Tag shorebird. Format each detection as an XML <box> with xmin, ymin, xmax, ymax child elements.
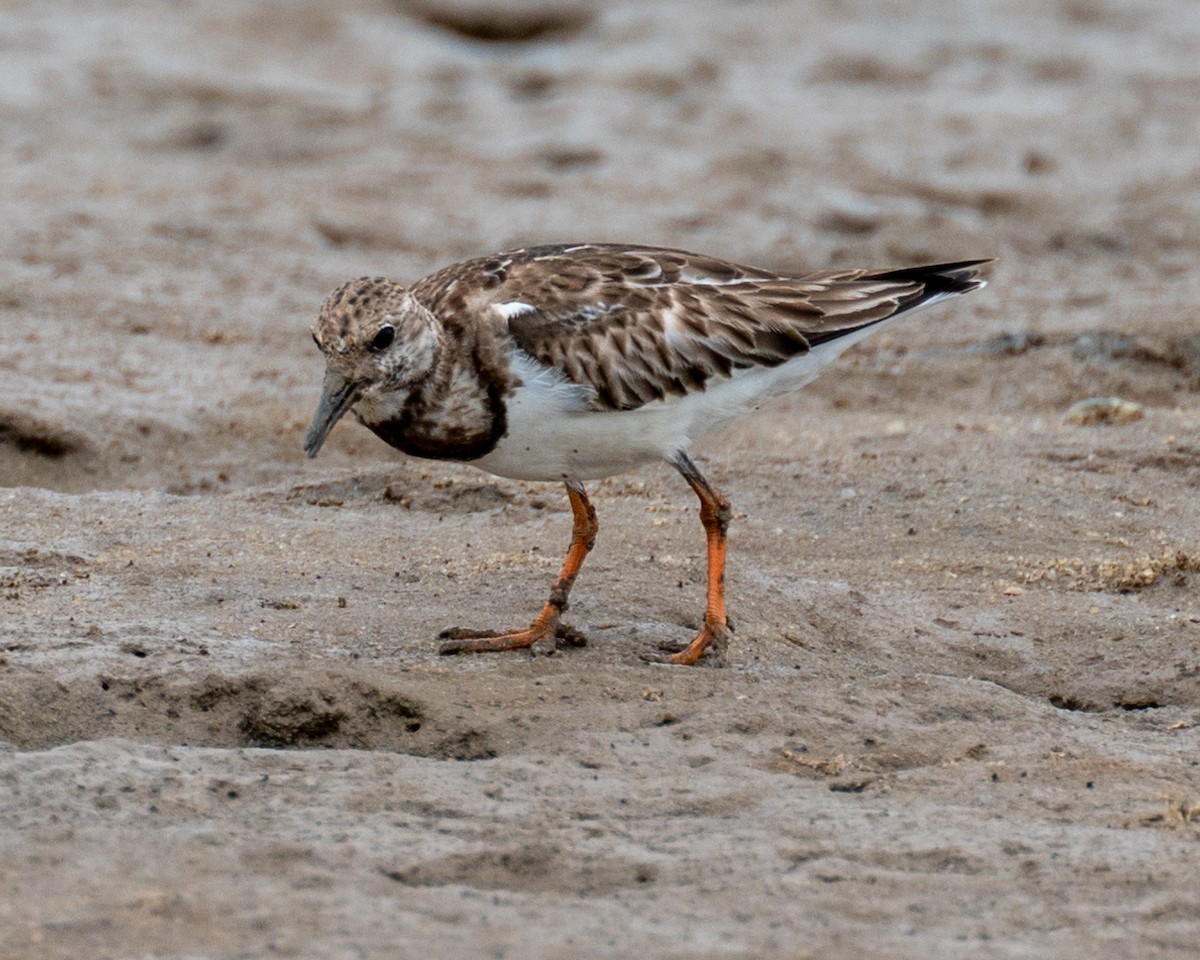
<box><xmin>304</xmin><ymin>243</ymin><xmax>989</xmax><ymax>664</ymax></box>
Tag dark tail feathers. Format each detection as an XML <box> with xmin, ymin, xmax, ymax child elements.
<box><xmin>870</xmin><ymin>259</ymin><xmax>993</xmax><ymax>296</ymax></box>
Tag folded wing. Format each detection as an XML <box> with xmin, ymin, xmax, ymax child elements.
<box><xmin>414</xmin><ymin>243</ymin><xmax>989</xmax><ymax>412</ymax></box>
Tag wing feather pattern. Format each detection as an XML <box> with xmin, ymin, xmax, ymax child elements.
<box><xmin>412</xmin><ymin>244</ymin><xmax>989</xmax><ymax>412</ymax></box>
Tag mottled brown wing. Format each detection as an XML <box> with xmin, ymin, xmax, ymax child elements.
<box><xmin>413</xmin><ymin>244</ymin><xmax>987</xmax><ymax>412</ymax></box>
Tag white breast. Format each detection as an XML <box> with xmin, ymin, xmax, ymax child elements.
<box><xmin>469</xmin><ymin>353</ymin><xmax>688</xmax><ymax>481</ymax></box>
<box><xmin>469</xmin><ymin>325</ymin><xmax>882</xmax><ymax>483</ymax></box>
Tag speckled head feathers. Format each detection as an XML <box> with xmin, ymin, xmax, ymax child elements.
<box><xmin>304</xmin><ymin>276</ymin><xmax>444</xmax><ymax>458</ymax></box>
<box><xmin>312</xmin><ymin>277</ymin><xmax>410</xmax><ymax>353</ymax></box>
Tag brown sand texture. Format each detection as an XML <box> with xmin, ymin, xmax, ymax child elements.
<box><xmin>1</xmin><ymin>1</ymin><xmax>1198</xmax><ymax>957</ymax></box>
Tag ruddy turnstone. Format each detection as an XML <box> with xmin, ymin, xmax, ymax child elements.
<box><xmin>304</xmin><ymin>243</ymin><xmax>989</xmax><ymax>665</ymax></box>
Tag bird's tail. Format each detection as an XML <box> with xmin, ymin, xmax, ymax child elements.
<box><xmin>868</xmin><ymin>259</ymin><xmax>992</xmax><ymax>312</ymax></box>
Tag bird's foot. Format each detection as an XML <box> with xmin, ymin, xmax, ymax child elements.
<box><xmin>438</xmin><ymin>620</ymin><xmax>586</xmax><ymax>656</ymax></box>
<box><xmin>641</xmin><ymin>618</ymin><xmax>732</xmax><ymax>667</ymax></box>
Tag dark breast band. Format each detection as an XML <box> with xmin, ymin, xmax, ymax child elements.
<box><xmin>362</xmin><ymin>382</ymin><xmax>508</xmax><ymax>463</ymax></box>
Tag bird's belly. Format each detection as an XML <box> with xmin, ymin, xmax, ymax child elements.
<box><xmin>471</xmin><ymin>404</ymin><xmax>685</xmax><ymax>481</ymax></box>
<box><xmin>468</xmin><ymin>334</ymin><xmax>878</xmax><ymax>482</ymax></box>
<box><xmin>467</xmin><ymin>324</ymin><xmax>899</xmax><ymax>482</ymax></box>
<box><xmin>459</xmin><ymin>354</ymin><xmax>679</xmax><ymax>481</ymax></box>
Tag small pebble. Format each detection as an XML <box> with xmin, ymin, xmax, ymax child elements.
<box><xmin>1062</xmin><ymin>397</ymin><xmax>1143</xmax><ymax>426</ymax></box>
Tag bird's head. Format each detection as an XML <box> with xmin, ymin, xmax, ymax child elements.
<box><xmin>304</xmin><ymin>277</ymin><xmax>439</xmax><ymax>458</ymax></box>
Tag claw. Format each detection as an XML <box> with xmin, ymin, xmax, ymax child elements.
<box><xmin>438</xmin><ymin>629</ymin><xmax>543</xmax><ymax>656</ymax></box>
<box><xmin>437</xmin><ymin>626</ymin><xmax>507</xmax><ymax>641</ymax></box>
<box><xmin>437</xmin><ymin>621</ymin><xmax>588</xmax><ymax>656</ymax></box>
<box><xmin>641</xmin><ymin>621</ymin><xmax>731</xmax><ymax>666</ymax></box>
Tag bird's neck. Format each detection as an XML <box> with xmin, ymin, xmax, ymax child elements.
<box><xmin>363</xmin><ymin>317</ymin><xmax>513</xmax><ymax>462</ymax></box>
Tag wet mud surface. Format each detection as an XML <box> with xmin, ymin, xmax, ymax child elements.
<box><xmin>1</xmin><ymin>1</ymin><xmax>1198</xmax><ymax>957</ymax></box>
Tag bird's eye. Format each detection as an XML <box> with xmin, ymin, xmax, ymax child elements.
<box><xmin>370</xmin><ymin>325</ymin><xmax>395</xmax><ymax>351</ymax></box>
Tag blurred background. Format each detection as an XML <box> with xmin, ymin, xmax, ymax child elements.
<box><xmin>2</xmin><ymin>0</ymin><xmax>1198</xmax><ymax>490</ymax></box>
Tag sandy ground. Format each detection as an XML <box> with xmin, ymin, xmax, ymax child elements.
<box><xmin>2</xmin><ymin>0</ymin><xmax>1199</xmax><ymax>956</ymax></box>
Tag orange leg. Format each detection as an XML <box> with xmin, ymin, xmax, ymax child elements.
<box><xmin>438</xmin><ymin>481</ymin><xmax>598</xmax><ymax>656</ymax></box>
<box><xmin>657</xmin><ymin>452</ymin><xmax>732</xmax><ymax>666</ymax></box>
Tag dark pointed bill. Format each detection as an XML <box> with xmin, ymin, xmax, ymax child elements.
<box><xmin>304</xmin><ymin>371</ymin><xmax>361</xmax><ymax>458</ymax></box>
